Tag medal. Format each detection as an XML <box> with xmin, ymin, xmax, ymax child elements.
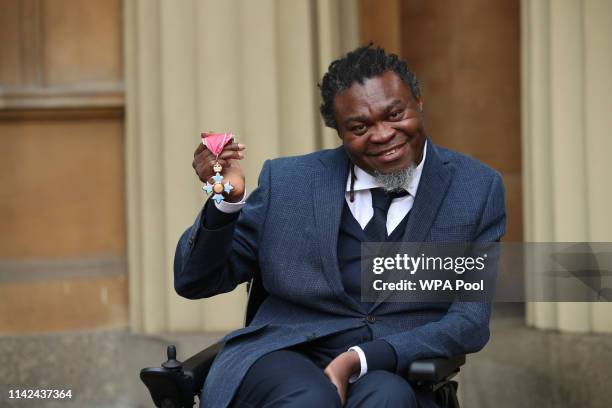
<box><xmin>201</xmin><ymin>132</ymin><xmax>235</xmax><ymax>204</ymax></box>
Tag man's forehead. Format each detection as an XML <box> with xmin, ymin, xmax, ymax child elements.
<box><xmin>333</xmin><ymin>72</ymin><xmax>411</xmax><ymax>116</ymax></box>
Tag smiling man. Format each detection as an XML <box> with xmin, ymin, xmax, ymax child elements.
<box><xmin>175</xmin><ymin>45</ymin><xmax>506</xmax><ymax>407</ymax></box>
<box><xmin>328</xmin><ymin>69</ymin><xmax>425</xmax><ymax>180</ymax></box>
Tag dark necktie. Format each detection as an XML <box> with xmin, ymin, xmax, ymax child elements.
<box><xmin>364</xmin><ymin>188</ymin><xmax>409</xmax><ymax>241</ymax></box>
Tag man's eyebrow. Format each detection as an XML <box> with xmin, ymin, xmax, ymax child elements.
<box><xmin>344</xmin><ymin>115</ymin><xmax>369</xmax><ymax>125</ymax></box>
<box><xmin>383</xmin><ymin>99</ymin><xmax>403</xmax><ymax>114</ymax></box>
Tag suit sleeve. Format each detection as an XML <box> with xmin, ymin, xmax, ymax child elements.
<box><xmin>173</xmin><ymin>160</ymin><xmax>271</xmax><ymax>299</ymax></box>
<box><xmin>369</xmin><ymin>172</ymin><xmax>506</xmax><ymax>375</ymax></box>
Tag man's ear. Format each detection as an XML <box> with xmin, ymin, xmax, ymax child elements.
<box><xmin>415</xmin><ymin>97</ymin><xmax>423</xmax><ymax>112</ymax></box>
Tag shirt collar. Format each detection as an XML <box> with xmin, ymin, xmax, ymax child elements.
<box><xmin>345</xmin><ymin>140</ymin><xmax>427</xmax><ymax>197</ymax></box>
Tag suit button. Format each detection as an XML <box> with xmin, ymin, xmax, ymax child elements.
<box><xmin>366</xmin><ymin>315</ymin><xmax>376</xmax><ymax>324</ymax></box>
<box><xmin>188</xmin><ymin>238</ymin><xmax>194</xmax><ymax>247</ymax></box>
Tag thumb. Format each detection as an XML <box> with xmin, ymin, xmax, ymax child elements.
<box><xmin>326</xmin><ymin>374</ymin><xmax>346</xmax><ymax>405</ymax></box>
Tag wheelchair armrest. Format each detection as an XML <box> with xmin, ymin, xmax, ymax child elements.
<box><xmin>140</xmin><ymin>342</ymin><xmax>223</xmax><ymax>408</ymax></box>
<box><xmin>182</xmin><ymin>342</ymin><xmax>223</xmax><ymax>393</ymax></box>
<box><xmin>407</xmin><ymin>355</ymin><xmax>466</xmax><ymax>383</ymax></box>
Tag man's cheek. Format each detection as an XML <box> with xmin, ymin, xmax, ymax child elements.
<box><xmin>399</xmin><ymin>116</ymin><xmax>422</xmax><ymax>132</ymax></box>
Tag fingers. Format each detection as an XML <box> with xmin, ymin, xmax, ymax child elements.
<box><xmin>221</xmin><ymin>142</ymin><xmax>246</xmax><ymax>151</ymax></box>
<box><xmin>195</xmin><ymin>159</ymin><xmax>230</xmax><ymax>176</ymax></box>
<box><xmin>218</xmin><ymin>150</ymin><xmax>244</xmax><ymax>161</ymax></box>
<box><xmin>193</xmin><ymin>155</ymin><xmax>230</xmax><ymax>170</ymax></box>
<box><xmin>194</xmin><ymin>142</ymin><xmax>206</xmax><ymax>156</ymax></box>
<box><xmin>194</xmin><ymin>143</ymin><xmax>245</xmax><ymax>160</ymax></box>
<box><xmin>331</xmin><ymin>380</ymin><xmax>346</xmax><ymax>405</ymax></box>
<box><xmin>324</xmin><ymin>371</ymin><xmax>346</xmax><ymax>406</ymax></box>
<box><xmin>193</xmin><ymin>146</ymin><xmax>243</xmax><ymax>169</ymax></box>
<box><xmin>197</xmin><ymin>157</ymin><xmax>233</xmax><ymax>170</ymax></box>
<box><xmin>195</xmin><ymin>141</ymin><xmax>245</xmax><ymax>155</ymax></box>
<box><xmin>192</xmin><ymin>141</ymin><xmax>246</xmax><ymax>181</ymax></box>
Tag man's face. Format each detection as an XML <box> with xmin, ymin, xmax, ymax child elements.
<box><xmin>333</xmin><ymin>70</ymin><xmax>426</xmax><ymax>174</ymax></box>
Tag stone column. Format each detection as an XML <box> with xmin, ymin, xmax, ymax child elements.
<box><xmin>123</xmin><ymin>0</ymin><xmax>358</xmax><ymax>333</ymax></box>
<box><xmin>521</xmin><ymin>0</ymin><xmax>612</xmax><ymax>333</ymax></box>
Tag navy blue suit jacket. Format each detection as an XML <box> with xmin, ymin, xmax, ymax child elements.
<box><xmin>174</xmin><ymin>142</ymin><xmax>506</xmax><ymax>407</ymax></box>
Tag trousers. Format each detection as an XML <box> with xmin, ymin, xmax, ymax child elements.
<box><xmin>229</xmin><ymin>349</ymin><xmax>425</xmax><ymax>408</ymax></box>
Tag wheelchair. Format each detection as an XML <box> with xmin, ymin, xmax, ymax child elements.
<box><xmin>140</xmin><ymin>275</ymin><xmax>465</xmax><ymax>407</ymax></box>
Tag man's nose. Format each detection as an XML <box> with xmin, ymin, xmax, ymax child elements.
<box><xmin>369</xmin><ymin>123</ymin><xmax>395</xmax><ymax>143</ymax></box>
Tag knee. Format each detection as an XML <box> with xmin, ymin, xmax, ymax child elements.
<box><xmin>360</xmin><ymin>371</ymin><xmax>417</xmax><ymax>406</ymax></box>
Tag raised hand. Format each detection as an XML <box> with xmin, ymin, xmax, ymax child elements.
<box><xmin>192</xmin><ymin>141</ymin><xmax>246</xmax><ymax>203</ymax></box>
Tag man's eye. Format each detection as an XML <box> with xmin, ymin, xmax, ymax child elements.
<box><xmin>389</xmin><ymin>111</ymin><xmax>403</xmax><ymax>120</ymax></box>
<box><xmin>352</xmin><ymin>125</ymin><xmax>366</xmax><ymax>133</ymax></box>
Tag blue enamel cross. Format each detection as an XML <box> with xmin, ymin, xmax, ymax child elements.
<box><xmin>202</xmin><ymin>172</ymin><xmax>234</xmax><ymax>204</ymax></box>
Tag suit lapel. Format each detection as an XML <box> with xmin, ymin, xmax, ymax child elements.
<box><xmin>313</xmin><ymin>147</ymin><xmax>363</xmax><ymax>313</ymax></box>
<box><xmin>370</xmin><ymin>141</ymin><xmax>452</xmax><ymax>311</ymax></box>
<box><xmin>402</xmin><ymin>142</ymin><xmax>452</xmax><ymax>243</ymax></box>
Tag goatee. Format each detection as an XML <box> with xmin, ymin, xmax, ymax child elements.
<box><xmin>373</xmin><ymin>164</ymin><xmax>416</xmax><ymax>193</ymax></box>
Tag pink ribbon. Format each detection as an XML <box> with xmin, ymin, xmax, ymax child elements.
<box><xmin>201</xmin><ymin>132</ymin><xmax>234</xmax><ymax>156</ymax></box>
